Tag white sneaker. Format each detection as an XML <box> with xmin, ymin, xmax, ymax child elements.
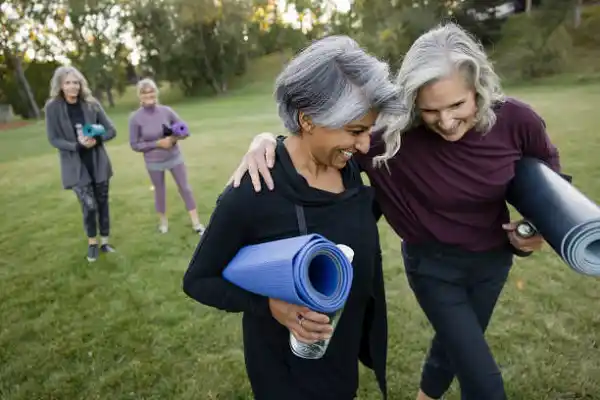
<box><xmin>158</xmin><ymin>224</ymin><xmax>168</xmax><ymax>234</ymax></box>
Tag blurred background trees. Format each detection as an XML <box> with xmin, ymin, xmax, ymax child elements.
<box><xmin>1</xmin><ymin>0</ymin><xmax>598</xmax><ymax>120</ymax></box>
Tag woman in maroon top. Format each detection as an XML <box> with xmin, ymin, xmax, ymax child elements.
<box><xmin>229</xmin><ymin>23</ymin><xmax>561</xmax><ymax>400</ymax></box>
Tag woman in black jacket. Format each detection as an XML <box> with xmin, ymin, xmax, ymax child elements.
<box><xmin>182</xmin><ymin>35</ymin><xmax>402</xmax><ymax>400</ymax></box>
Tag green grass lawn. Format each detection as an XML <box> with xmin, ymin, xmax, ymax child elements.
<box><xmin>1</xmin><ymin>81</ymin><xmax>599</xmax><ymax>400</ymax></box>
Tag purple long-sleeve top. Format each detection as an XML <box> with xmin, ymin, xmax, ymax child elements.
<box><xmin>129</xmin><ymin>104</ymin><xmax>183</xmax><ymax>164</ymax></box>
<box><xmin>357</xmin><ymin>97</ymin><xmax>561</xmax><ymax>252</ymax></box>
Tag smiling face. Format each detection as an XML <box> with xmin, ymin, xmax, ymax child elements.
<box><xmin>139</xmin><ymin>85</ymin><xmax>158</xmax><ymax>107</ymax></box>
<box><xmin>416</xmin><ymin>70</ymin><xmax>478</xmax><ymax>142</ymax></box>
<box><xmin>61</xmin><ymin>72</ymin><xmax>81</xmax><ymax>101</ymax></box>
<box><xmin>301</xmin><ymin>109</ymin><xmax>378</xmax><ymax>170</ymax></box>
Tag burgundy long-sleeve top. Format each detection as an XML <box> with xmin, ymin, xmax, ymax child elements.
<box><xmin>357</xmin><ymin>97</ymin><xmax>561</xmax><ymax>252</ymax></box>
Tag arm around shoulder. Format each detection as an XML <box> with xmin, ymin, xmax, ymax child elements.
<box><xmin>182</xmin><ymin>182</ymin><xmax>271</xmax><ymax>317</ymax></box>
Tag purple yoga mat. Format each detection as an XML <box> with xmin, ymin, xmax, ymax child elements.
<box><xmin>171</xmin><ymin>121</ymin><xmax>189</xmax><ymax>137</ymax></box>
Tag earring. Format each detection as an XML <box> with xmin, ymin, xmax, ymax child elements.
<box><xmin>301</xmin><ymin>115</ymin><xmax>313</xmax><ymax>132</ymax></box>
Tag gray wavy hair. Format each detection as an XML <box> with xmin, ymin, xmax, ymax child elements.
<box><xmin>47</xmin><ymin>66</ymin><xmax>96</xmax><ymax>104</ymax></box>
<box><xmin>373</xmin><ymin>22</ymin><xmax>506</xmax><ymax>167</ymax></box>
<box><xmin>136</xmin><ymin>78</ymin><xmax>159</xmax><ymax>98</ymax></box>
<box><xmin>275</xmin><ymin>35</ymin><xmax>403</xmax><ymax>134</ymax></box>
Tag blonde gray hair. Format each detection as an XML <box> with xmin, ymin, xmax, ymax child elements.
<box><xmin>373</xmin><ymin>22</ymin><xmax>505</xmax><ymax>167</ymax></box>
<box><xmin>47</xmin><ymin>66</ymin><xmax>95</xmax><ymax>104</ymax></box>
<box><xmin>136</xmin><ymin>78</ymin><xmax>159</xmax><ymax>98</ymax></box>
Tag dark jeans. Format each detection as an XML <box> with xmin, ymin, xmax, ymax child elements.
<box><xmin>73</xmin><ymin>180</ymin><xmax>110</xmax><ymax>238</ymax></box>
<box><xmin>402</xmin><ymin>241</ymin><xmax>513</xmax><ymax>400</ymax></box>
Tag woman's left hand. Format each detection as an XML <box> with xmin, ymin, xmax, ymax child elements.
<box><xmin>502</xmin><ymin>220</ymin><xmax>544</xmax><ymax>252</ymax></box>
<box><xmin>78</xmin><ymin>135</ymin><xmax>96</xmax><ymax>148</ymax></box>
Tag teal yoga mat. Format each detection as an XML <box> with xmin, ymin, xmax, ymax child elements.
<box><xmin>82</xmin><ymin>123</ymin><xmax>105</xmax><ymax>137</ymax></box>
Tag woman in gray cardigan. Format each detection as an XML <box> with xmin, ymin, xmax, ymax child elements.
<box><xmin>45</xmin><ymin>66</ymin><xmax>117</xmax><ymax>262</ymax></box>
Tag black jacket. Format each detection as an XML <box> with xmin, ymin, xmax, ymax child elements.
<box><xmin>183</xmin><ymin>139</ymin><xmax>388</xmax><ymax>399</ymax></box>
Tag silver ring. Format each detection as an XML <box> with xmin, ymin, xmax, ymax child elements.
<box><xmin>298</xmin><ymin>315</ymin><xmax>305</xmax><ymax>329</ymax></box>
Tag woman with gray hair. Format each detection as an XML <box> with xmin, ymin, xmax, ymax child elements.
<box><xmin>230</xmin><ymin>23</ymin><xmax>566</xmax><ymax>399</ymax></box>
<box><xmin>45</xmin><ymin>66</ymin><xmax>117</xmax><ymax>262</ymax></box>
<box><xmin>128</xmin><ymin>78</ymin><xmax>205</xmax><ymax>235</ymax></box>
<box><xmin>183</xmin><ymin>35</ymin><xmax>401</xmax><ymax>399</ymax></box>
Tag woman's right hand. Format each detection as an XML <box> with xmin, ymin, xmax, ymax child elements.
<box><xmin>230</xmin><ymin>132</ymin><xmax>278</xmax><ymax>192</ymax></box>
<box><xmin>157</xmin><ymin>137</ymin><xmax>174</xmax><ymax>149</ymax></box>
<box><xmin>268</xmin><ymin>298</ymin><xmax>333</xmax><ymax>344</ymax></box>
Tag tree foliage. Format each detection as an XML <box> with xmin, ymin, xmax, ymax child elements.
<box><xmin>0</xmin><ymin>0</ymin><xmax>593</xmax><ymax>119</ymax></box>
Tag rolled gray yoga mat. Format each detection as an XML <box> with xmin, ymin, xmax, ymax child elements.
<box><xmin>507</xmin><ymin>157</ymin><xmax>600</xmax><ymax>276</ymax></box>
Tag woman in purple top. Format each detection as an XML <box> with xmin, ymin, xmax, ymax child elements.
<box><xmin>128</xmin><ymin>78</ymin><xmax>205</xmax><ymax>235</ymax></box>
<box><xmin>229</xmin><ymin>23</ymin><xmax>562</xmax><ymax>399</ymax></box>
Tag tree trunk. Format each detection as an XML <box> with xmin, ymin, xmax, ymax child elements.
<box><xmin>102</xmin><ymin>72</ymin><xmax>115</xmax><ymax>107</ymax></box>
<box><xmin>105</xmin><ymin>87</ymin><xmax>114</xmax><ymax>107</ymax></box>
<box><xmin>272</xmin><ymin>1</ymin><xmax>287</xmax><ymax>65</ymax></box>
<box><xmin>218</xmin><ymin>37</ymin><xmax>230</xmax><ymax>94</ymax></box>
<box><xmin>525</xmin><ymin>0</ymin><xmax>532</xmax><ymax>15</ymax></box>
<box><xmin>6</xmin><ymin>51</ymin><xmax>41</xmax><ymax>119</ymax></box>
<box><xmin>198</xmin><ymin>27</ymin><xmax>223</xmax><ymax>94</ymax></box>
<box><xmin>574</xmin><ymin>0</ymin><xmax>582</xmax><ymax>28</ymax></box>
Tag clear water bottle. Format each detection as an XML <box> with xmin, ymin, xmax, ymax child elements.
<box><xmin>289</xmin><ymin>244</ymin><xmax>354</xmax><ymax>360</ymax></box>
<box><xmin>289</xmin><ymin>308</ymin><xmax>344</xmax><ymax>359</ymax></box>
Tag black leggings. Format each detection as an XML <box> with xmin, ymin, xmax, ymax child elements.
<box><xmin>402</xmin><ymin>241</ymin><xmax>513</xmax><ymax>400</ymax></box>
<box><xmin>73</xmin><ymin>180</ymin><xmax>110</xmax><ymax>238</ymax></box>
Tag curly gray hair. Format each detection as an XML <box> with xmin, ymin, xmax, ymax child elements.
<box><xmin>373</xmin><ymin>22</ymin><xmax>506</xmax><ymax>167</ymax></box>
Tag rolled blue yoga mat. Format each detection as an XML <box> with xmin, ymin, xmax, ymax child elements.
<box><xmin>507</xmin><ymin>157</ymin><xmax>600</xmax><ymax>276</ymax></box>
<box><xmin>223</xmin><ymin>234</ymin><xmax>353</xmax><ymax>313</ymax></box>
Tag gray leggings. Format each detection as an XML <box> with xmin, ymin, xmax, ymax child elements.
<box><xmin>73</xmin><ymin>181</ymin><xmax>110</xmax><ymax>238</ymax></box>
<box><xmin>147</xmin><ymin>162</ymin><xmax>196</xmax><ymax>214</ymax></box>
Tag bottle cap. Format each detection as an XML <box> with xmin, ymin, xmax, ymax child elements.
<box><xmin>335</xmin><ymin>244</ymin><xmax>354</xmax><ymax>263</ymax></box>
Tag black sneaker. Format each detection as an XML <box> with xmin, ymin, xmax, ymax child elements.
<box><xmin>87</xmin><ymin>244</ymin><xmax>99</xmax><ymax>262</ymax></box>
<box><xmin>100</xmin><ymin>244</ymin><xmax>116</xmax><ymax>253</ymax></box>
